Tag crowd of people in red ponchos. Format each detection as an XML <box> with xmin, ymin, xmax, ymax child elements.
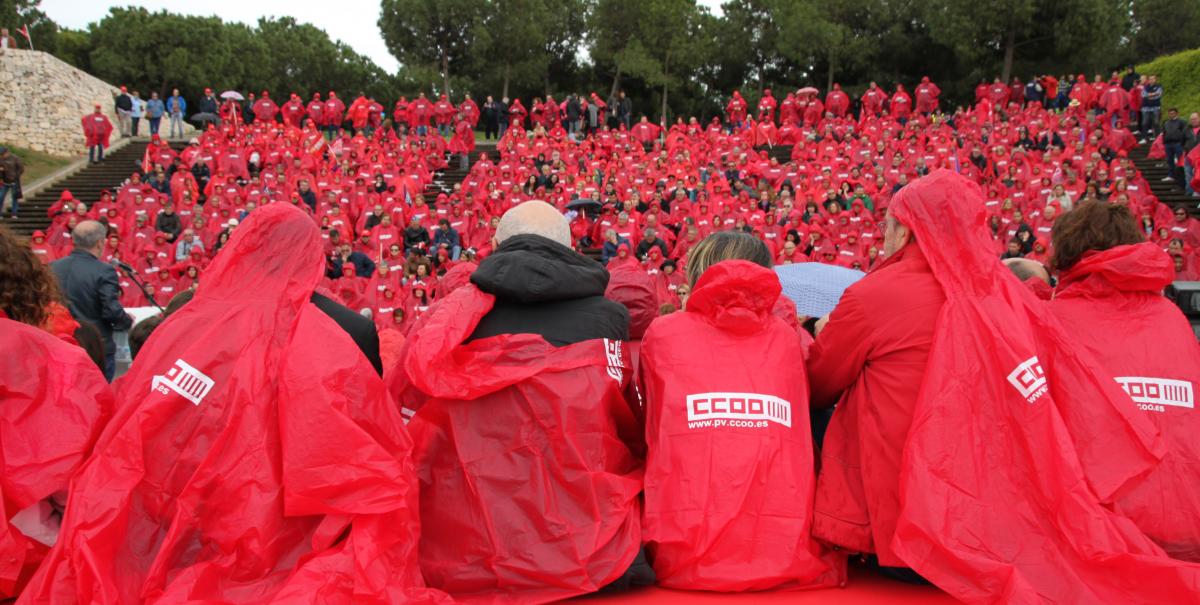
<box><xmin>49</xmin><ymin>73</ymin><xmax>1200</xmax><ymax>338</ymax></box>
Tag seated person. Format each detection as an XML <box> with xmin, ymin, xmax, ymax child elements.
<box><xmin>24</xmin><ymin>204</ymin><xmax>436</xmax><ymax>602</ymax></box>
<box><xmin>391</xmin><ymin>201</ymin><xmax>649</xmax><ymax>602</ymax></box>
<box><xmin>1049</xmin><ymin>201</ymin><xmax>1200</xmax><ymax>562</ymax></box>
<box><xmin>807</xmin><ymin>195</ymin><xmax>946</xmax><ymax>579</ymax></box>
<box><xmin>639</xmin><ymin>231</ymin><xmax>844</xmax><ymax>591</ymax></box>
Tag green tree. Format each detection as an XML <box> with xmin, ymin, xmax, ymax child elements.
<box><xmin>590</xmin><ymin>0</ymin><xmax>708</xmax><ymax>115</ymax></box>
<box><xmin>379</xmin><ymin>0</ymin><xmax>485</xmax><ymax>95</ymax></box>
<box><xmin>922</xmin><ymin>0</ymin><xmax>1128</xmax><ymax>83</ymax></box>
<box><xmin>1132</xmin><ymin>0</ymin><xmax>1200</xmax><ymax>62</ymax></box>
<box><xmin>0</xmin><ymin>0</ymin><xmax>57</xmax><ymax>51</ymax></box>
<box><xmin>52</xmin><ymin>28</ymin><xmax>89</xmax><ymax>70</ymax></box>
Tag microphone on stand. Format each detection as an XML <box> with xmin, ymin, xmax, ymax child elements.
<box><xmin>110</xmin><ymin>259</ymin><xmax>165</xmax><ymax>313</ymax></box>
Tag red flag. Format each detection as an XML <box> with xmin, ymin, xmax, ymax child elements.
<box><xmin>17</xmin><ymin>25</ymin><xmax>32</xmax><ymax>49</ymax></box>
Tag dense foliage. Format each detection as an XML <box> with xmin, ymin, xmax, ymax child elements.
<box><xmin>3</xmin><ymin>0</ymin><xmax>1198</xmax><ymax>120</ymax></box>
<box><xmin>1138</xmin><ymin>47</ymin><xmax>1200</xmax><ymax>117</ymax></box>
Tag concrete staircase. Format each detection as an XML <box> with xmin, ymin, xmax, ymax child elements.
<box><xmin>10</xmin><ymin>141</ymin><xmax>155</xmax><ymax>235</ymax></box>
<box><xmin>1128</xmin><ymin>143</ymin><xmax>1198</xmax><ymax>216</ymax></box>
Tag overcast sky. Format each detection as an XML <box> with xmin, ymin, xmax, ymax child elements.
<box><xmin>42</xmin><ymin>0</ymin><xmax>725</xmax><ymax>74</ymax></box>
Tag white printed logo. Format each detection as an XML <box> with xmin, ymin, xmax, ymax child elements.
<box><xmin>151</xmin><ymin>359</ymin><xmax>214</xmax><ymax>406</ymax></box>
<box><xmin>399</xmin><ymin>407</ymin><xmax>417</xmax><ymax>424</ymax></box>
<box><xmin>686</xmin><ymin>392</ymin><xmax>791</xmax><ymax>429</ymax></box>
<box><xmin>604</xmin><ymin>339</ymin><xmax>624</xmax><ymax>382</ymax></box>
<box><xmin>1007</xmin><ymin>356</ymin><xmax>1047</xmax><ymax>403</ymax></box>
<box><xmin>1116</xmin><ymin>376</ymin><xmax>1194</xmax><ymax>413</ymax></box>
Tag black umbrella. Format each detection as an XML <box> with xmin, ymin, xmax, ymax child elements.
<box><xmin>566</xmin><ymin>198</ymin><xmax>602</xmax><ymax>210</ymax></box>
<box><xmin>190</xmin><ymin>112</ymin><xmax>220</xmax><ymax>127</ymax></box>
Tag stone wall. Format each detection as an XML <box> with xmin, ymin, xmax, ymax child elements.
<box><xmin>0</xmin><ymin>49</ymin><xmax>187</xmax><ymax>157</ymax></box>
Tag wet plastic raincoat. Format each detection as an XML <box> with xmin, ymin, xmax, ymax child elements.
<box><xmin>0</xmin><ymin>318</ymin><xmax>112</xmax><ymax>599</ymax></box>
<box><xmin>391</xmin><ymin>282</ymin><xmax>644</xmax><ymax>604</ymax></box>
<box><xmin>21</xmin><ymin>203</ymin><xmax>441</xmax><ymax>604</ymax></box>
<box><xmin>884</xmin><ymin>170</ymin><xmax>1200</xmax><ymax>604</ymax></box>
<box><xmin>639</xmin><ymin>261</ymin><xmax>844</xmax><ymax>591</ymax></box>
<box><xmin>1051</xmin><ymin>242</ymin><xmax>1200</xmax><ymax>562</ymax></box>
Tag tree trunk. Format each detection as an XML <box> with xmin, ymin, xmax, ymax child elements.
<box><xmin>757</xmin><ymin>61</ymin><xmax>765</xmax><ymax>99</ymax></box>
<box><xmin>1002</xmin><ymin>27</ymin><xmax>1015</xmax><ymax>84</ymax></box>
<box><xmin>441</xmin><ymin>50</ymin><xmax>451</xmax><ymax>96</ymax></box>
<box><xmin>502</xmin><ymin>64</ymin><xmax>511</xmax><ymax>100</ymax></box>
<box><xmin>610</xmin><ymin>64</ymin><xmax>622</xmax><ymax>98</ymax></box>
<box><xmin>661</xmin><ymin>51</ymin><xmax>671</xmax><ymax>123</ymax></box>
<box><xmin>826</xmin><ymin>50</ymin><xmax>835</xmax><ymax>92</ymax></box>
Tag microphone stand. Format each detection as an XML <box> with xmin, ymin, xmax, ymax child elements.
<box><xmin>114</xmin><ymin>263</ymin><xmax>166</xmax><ymax>314</ymax></box>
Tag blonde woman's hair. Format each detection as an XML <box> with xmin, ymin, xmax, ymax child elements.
<box><xmin>685</xmin><ymin>231</ymin><xmax>772</xmax><ymax>286</ymax></box>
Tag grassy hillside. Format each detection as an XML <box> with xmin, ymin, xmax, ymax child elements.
<box><xmin>1138</xmin><ymin>48</ymin><xmax>1200</xmax><ymax>118</ymax></box>
<box><xmin>0</xmin><ymin>143</ymin><xmax>73</xmax><ymax>186</ymax></box>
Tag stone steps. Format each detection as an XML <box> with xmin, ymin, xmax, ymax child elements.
<box><xmin>1128</xmin><ymin>144</ymin><xmax>1198</xmax><ymax>215</ymax></box>
<box><xmin>9</xmin><ymin>141</ymin><xmax>157</xmax><ymax>235</ymax></box>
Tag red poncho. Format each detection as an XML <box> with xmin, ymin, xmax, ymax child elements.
<box><xmin>1051</xmin><ymin>242</ymin><xmax>1200</xmax><ymax>562</ymax></box>
<box><xmin>82</xmin><ymin>112</ymin><xmax>114</xmax><ymax>148</ymax></box>
<box><xmin>22</xmin><ymin>203</ymin><xmax>443</xmax><ymax>604</ymax></box>
<box><xmin>0</xmin><ymin>317</ymin><xmax>112</xmax><ymax>599</ymax></box>
<box><xmin>885</xmin><ymin>170</ymin><xmax>1200</xmax><ymax>603</ymax></box>
<box><xmin>392</xmin><ymin>284</ymin><xmax>644</xmax><ymax>604</ymax></box>
<box><xmin>639</xmin><ymin>261</ymin><xmax>844</xmax><ymax>591</ymax></box>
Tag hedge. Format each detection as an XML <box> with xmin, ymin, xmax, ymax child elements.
<box><xmin>1138</xmin><ymin>48</ymin><xmax>1200</xmax><ymax>118</ymax></box>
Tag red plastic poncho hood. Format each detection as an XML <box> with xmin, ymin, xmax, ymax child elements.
<box><xmin>605</xmin><ymin>264</ymin><xmax>657</xmax><ymax>339</ymax></box>
<box><xmin>1057</xmin><ymin>242</ymin><xmax>1174</xmax><ymax>295</ymax></box>
<box><xmin>638</xmin><ymin>261</ymin><xmax>844</xmax><ymax>590</ymax></box>
<box><xmin>23</xmin><ymin>203</ymin><xmax>443</xmax><ymax>604</ymax></box>
<box><xmin>886</xmin><ymin>170</ymin><xmax>1199</xmax><ymax>604</ymax></box>
<box><xmin>686</xmin><ymin>260</ymin><xmax>779</xmax><ymax>333</ymax></box>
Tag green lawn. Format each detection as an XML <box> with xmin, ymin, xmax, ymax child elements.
<box><xmin>1</xmin><ymin>143</ymin><xmax>74</xmax><ymax>185</ymax></box>
<box><xmin>1138</xmin><ymin>48</ymin><xmax>1200</xmax><ymax>118</ymax></box>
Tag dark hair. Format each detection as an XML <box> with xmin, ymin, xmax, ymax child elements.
<box><xmin>165</xmin><ymin>289</ymin><xmax>195</xmax><ymax>316</ymax></box>
<box><xmin>128</xmin><ymin>315</ymin><xmax>163</xmax><ymax>359</ymax></box>
<box><xmin>1051</xmin><ymin>200</ymin><xmax>1144</xmax><ymax>271</ymax></box>
<box><xmin>0</xmin><ymin>224</ymin><xmax>61</xmax><ymax>326</ymax></box>
<box><xmin>73</xmin><ymin>321</ymin><xmax>106</xmax><ymax>372</ymax></box>
<box><xmin>685</xmin><ymin>231</ymin><xmax>772</xmax><ymax>286</ymax></box>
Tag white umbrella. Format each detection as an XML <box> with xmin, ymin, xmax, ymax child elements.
<box><xmin>774</xmin><ymin>262</ymin><xmax>864</xmax><ymax>318</ymax></box>
<box><xmin>219</xmin><ymin>90</ymin><xmax>244</xmax><ymax>101</ymax></box>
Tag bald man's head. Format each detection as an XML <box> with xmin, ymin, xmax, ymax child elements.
<box><xmin>72</xmin><ymin>220</ymin><xmax>108</xmax><ymax>254</ymax></box>
<box><xmin>496</xmin><ymin>200</ymin><xmax>571</xmax><ymax>248</ymax></box>
<box><xmin>1003</xmin><ymin>257</ymin><xmax>1050</xmax><ymax>285</ymax></box>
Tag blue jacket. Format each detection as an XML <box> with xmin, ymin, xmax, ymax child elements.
<box><xmin>600</xmin><ymin>237</ymin><xmax>630</xmax><ymax>265</ymax></box>
<box><xmin>146</xmin><ymin>99</ymin><xmax>165</xmax><ymax>118</ymax></box>
<box><xmin>167</xmin><ymin>95</ymin><xmax>187</xmax><ymax>115</ymax></box>
<box><xmin>433</xmin><ymin>226</ymin><xmax>460</xmax><ymax>250</ymax></box>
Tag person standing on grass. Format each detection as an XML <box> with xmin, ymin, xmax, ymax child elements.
<box><xmin>0</xmin><ymin>146</ymin><xmax>24</xmax><ymax>220</ymax></box>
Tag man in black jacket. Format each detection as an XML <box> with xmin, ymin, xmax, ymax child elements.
<box><xmin>51</xmin><ymin>220</ymin><xmax>132</xmax><ymax>380</ymax></box>
<box><xmin>464</xmin><ymin>201</ymin><xmax>652</xmax><ymax>589</ymax></box>
<box><xmin>497</xmin><ymin>97</ymin><xmax>510</xmax><ymax>139</ymax></box>
<box><xmin>634</xmin><ymin>227</ymin><xmax>669</xmax><ymax>261</ymax></box>
<box><xmin>403</xmin><ymin>216</ymin><xmax>431</xmax><ymax>254</ymax></box>
<box><xmin>468</xmin><ymin>201</ymin><xmax>628</xmax><ymax>347</ymax></box>
<box><xmin>115</xmin><ymin>86</ymin><xmax>133</xmax><ymax>136</ymax></box>
<box><xmin>482</xmin><ymin>95</ymin><xmax>499</xmax><ymax>139</ymax></box>
<box><xmin>1162</xmin><ymin>107</ymin><xmax>1188</xmax><ymax>186</ymax></box>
